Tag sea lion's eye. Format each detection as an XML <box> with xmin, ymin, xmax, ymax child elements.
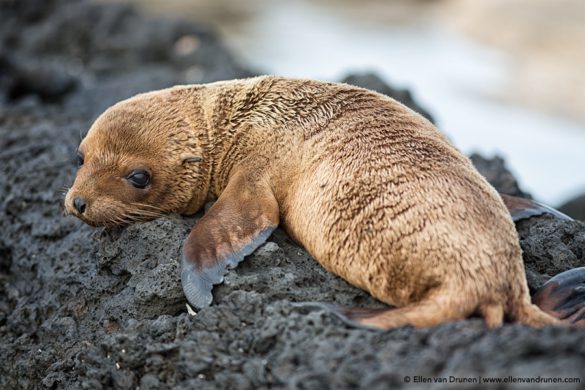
<box><xmin>76</xmin><ymin>153</ymin><xmax>84</xmax><ymax>168</ymax></box>
<box><xmin>127</xmin><ymin>170</ymin><xmax>151</xmax><ymax>189</ymax></box>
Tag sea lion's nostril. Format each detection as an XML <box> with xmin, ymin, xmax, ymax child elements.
<box><xmin>73</xmin><ymin>197</ymin><xmax>86</xmax><ymax>214</ymax></box>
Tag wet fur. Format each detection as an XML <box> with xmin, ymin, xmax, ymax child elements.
<box><xmin>66</xmin><ymin>76</ymin><xmax>558</xmax><ymax>329</ymax></box>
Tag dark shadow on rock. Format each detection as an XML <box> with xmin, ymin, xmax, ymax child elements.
<box><xmin>0</xmin><ymin>52</ymin><xmax>78</xmax><ymax>102</ymax></box>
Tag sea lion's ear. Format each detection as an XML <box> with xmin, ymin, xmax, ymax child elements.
<box><xmin>532</xmin><ymin>267</ymin><xmax>585</xmax><ymax>327</ymax></box>
<box><xmin>499</xmin><ymin>193</ymin><xmax>572</xmax><ymax>222</ymax></box>
<box><xmin>180</xmin><ymin>170</ymin><xmax>279</xmax><ymax>309</ymax></box>
<box><xmin>181</xmin><ymin>154</ymin><xmax>202</xmax><ymax>165</ymax></box>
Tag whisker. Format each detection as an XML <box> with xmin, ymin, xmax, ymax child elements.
<box><xmin>129</xmin><ymin>210</ymin><xmax>162</xmax><ymax>218</ymax></box>
<box><xmin>111</xmin><ymin>215</ymin><xmax>131</xmax><ymax>226</ymax></box>
<box><xmin>104</xmin><ymin>205</ymin><xmax>165</xmax><ymax>227</ymax></box>
<box><xmin>130</xmin><ymin>202</ymin><xmax>166</xmax><ymax>212</ymax></box>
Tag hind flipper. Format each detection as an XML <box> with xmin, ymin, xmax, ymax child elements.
<box><xmin>532</xmin><ymin>267</ymin><xmax>585</xmax><ymax>327</ymax></box>
<box><xmin>500</xmin><ymin>193</ymin><xmax>572</xmax><ymax>222</ymax></box>
<box><xmin>296</xmin><ymin>291</ymin><xmax>474</xmax><ymax>330</ymax></box>
<box><xmin>354</xmin><ymin>298</ymin><xmax>471</xmax><ymax>329</ymax></box>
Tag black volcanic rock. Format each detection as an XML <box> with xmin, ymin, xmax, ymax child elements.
<box><xmin>1</xmin><ymin>2</ymin><xmax>584</xmax><ymax>389</ymax></box>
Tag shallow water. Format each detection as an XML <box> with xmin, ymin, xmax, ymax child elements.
<box><xmin>119</xmin><ymin>0</ymin><xmax>585</xmax><ymax>205</ymax></box>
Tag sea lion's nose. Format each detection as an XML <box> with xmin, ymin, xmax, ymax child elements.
<box><xmin>73</xmin><ymin>197</ymin><xmax>86</xmax><ymax>214</ymax></box>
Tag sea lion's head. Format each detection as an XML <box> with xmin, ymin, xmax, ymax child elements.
<box><xmin>65</xmin><ymin>88</ymin><xmax>208</xmax><ymax>227</ymax></box>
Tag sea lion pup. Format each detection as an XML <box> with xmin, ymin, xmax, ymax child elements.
<box><xmin>64</xmin><ymin>76</ymin><xmax>583</xmax><ymax>329</ymax></box>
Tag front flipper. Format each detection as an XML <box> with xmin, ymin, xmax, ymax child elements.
<box><xmin>181</xmin><ymin>171</ymin><xmax>279</xmax><ymax>309</ymax></box>
<box><xmin>500</xmin><ymin>193</ymin><xmax>573</xmax><ymax>222</ymax></box>
<box><xmin>532</xmin><ymin>267</ymin><xmax>585</xmax><ymax>326</ymax></box>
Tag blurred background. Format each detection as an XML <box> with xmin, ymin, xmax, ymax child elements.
<box><xmin>99</xmin><ymin>0</ymin><xmax>585</xmax><ymax>207</ymax></box>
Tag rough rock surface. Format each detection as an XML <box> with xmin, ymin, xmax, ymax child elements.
<box><xmin>1</xmin><ymin>1</ymin><xmax>584</xmax><ymax>389</ymax></box>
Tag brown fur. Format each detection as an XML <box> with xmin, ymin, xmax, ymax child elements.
<box><xmin>65</xmin><ymin>76</ymin><xmax>558</xmax><ymax>329</ymax></box>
